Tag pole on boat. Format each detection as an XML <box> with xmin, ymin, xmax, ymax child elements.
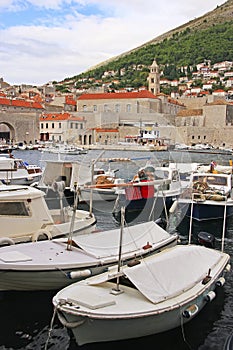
<box><xmin>89</xmin><ymin>160</ymin><xmax>94</xmax><ymax>216</ymax></box>
<box><xmin>67</xmin><ymin>182</ymin><xmax>79</xmax><ymax>250</ymax></box>
<box><xmin>111</xmin><ymin>206</ymin><xmax>125</xmax><ymax>295</ymax></box>
<box><xmin>188</xmin><ymin>193</ymin><xmax>194</xmax><ymax>244</ymax></box>
<box><xmin>221</xmin><ymin>196</ymin><xmax>227</xmax><ymax>252</ymax></box>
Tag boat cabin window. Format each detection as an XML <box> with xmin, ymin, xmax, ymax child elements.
<box><xmin>193</xmin><ymin>175</ymin><xmax>227</xmax><ymax>186</ymax></box>
<box><xmin>0</xmin><ymin>202</ymin><xmax>30</xmax><ymax>216</ymax></box>
<box><xmin>154</xmin><ymin>170</ymin><xmax>169</xmax><ymax>179</ymax></box>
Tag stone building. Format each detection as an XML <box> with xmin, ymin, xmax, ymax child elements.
<box><xmin>175</xmin><ymin>100</ymin><xmax>233</xmax><ymax>148</ymax></box>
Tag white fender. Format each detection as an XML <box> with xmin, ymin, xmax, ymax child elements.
<box><xmin>32</xmin><ymin>229</ymin><xmax>52</xmax><ymax>242</ymax></box>
<box><xmin>0</xmin><ymin>237</ymin><xmax>15</xmax><ymax>246</ymax></box>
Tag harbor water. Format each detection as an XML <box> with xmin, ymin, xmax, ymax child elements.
<box><xmin>0</xmin><ymin>148</ymin><xmax>232</xmax><ymax>350</ymax></box>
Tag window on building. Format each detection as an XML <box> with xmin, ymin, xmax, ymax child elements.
<box><xmin>41</xmin><ymin>123</ymin><xmax>44</xmax><ymax>129</ymax></box>
<box><xmin>198</xmin><ymin>135</ymin><xmax>200</xmax><ymax>139</ymax></box>
<box><xmin>126</xmin><ymin>104</ymin><xmax>131</xmax><ymax>112</ymax></box>
<box><xmin>59</xmin><ymin>135</ymin><xmax>62</xmax><ymax>141</ymax></box>
<box><xmin>70</xmin><ymin>123</ymin><xmax>73</xmax><ymax>129</ymax></box>
<box><xmin>83</xmin><ymin>105</ymin><xmax>87</xmax><ymax>112</ymax></box>
<box><xmin>151</xmin><ymin>78</ymin><xmax>154</xmax><ymax>83</ymax></box>
<box><xmin>46</xmin><ymin>123</ymin><xmax>48</xmax><ymax>128</ymax></box>
<box><xmin>115</xmin><ymin>104</ymin><xmax>120</xmax><ymax>113</ymax></box>
<box><xmin>93</xmin><ymin>105</ymin><xmax>97</xmax><ymax>112</ymax></box>
<box><xmin>52</xmin><ymin>123</ymin><xmax>54</xmax><ymax>129</ymax></box>
<box><xmin>80</xmin><ymin>124</ymin><xmax>83</xmax><ymax>129</ymax></box>
<box><xmin>75</xmin><ymin>124</ymin><xmax>79</xmax><ymax>129</ymax></box>
<box><xmin>192</xmin><ymin>135</ymin><xmax>194</xmax><ymax>139</ymax></box>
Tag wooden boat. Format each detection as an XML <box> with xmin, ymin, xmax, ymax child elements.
<box><xmin>0</xmin><ymin>184</ymin><xmax>96</xmax><ymax>245</ymax></box>
<box><xmin>52</xmin><ymin>243</ymin><xmax>230</xmax><ymax>346</ymax></box>
<box><xmin>0</xmin><ymin>220</ymin><xmax>178</xmax><ymax>291</ymax></box>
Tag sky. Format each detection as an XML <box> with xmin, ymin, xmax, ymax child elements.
<box><xmin>0</xmin><ymin>0</ymin><xmax>227</xmax><ymax>86</ymax></box>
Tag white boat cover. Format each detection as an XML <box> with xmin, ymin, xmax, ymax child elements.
<box><xmin>123</xmin><ymin>245</ymin><xmax>225</xmax><ymax>303</ymax></box>
<box><xmin>72</xmin><ymin>221</ymin><xmax>173</xmax><ymax>259</ymax></box>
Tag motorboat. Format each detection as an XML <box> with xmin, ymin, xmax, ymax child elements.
<box><xmin>40</xmin><ymin>143</ymin><xmax>87</xmax><ymax>155</ymax></box>
<box><xmin>78</xmin><ymin>158</ymin><xmax>129</xmax><ymax>208</ymax></box>
<box><xmin>0</xmin><ymin>184</ymin><xmax>96</xmax><ymax>245</ymax></box>
<box><xmin>177</xmin><ymin>164</ymin><xmax>233</xmax><ymax>221</ymax></box>
<box><xmin>0</xmin><ymin>219</ymin><xmax>178</xmax><ymax>291</ymax></box>
<box><xmin>0</xmin><ymin>154</ymin><xmax>42</xmax><ymax>185</ymax></box>
<box><xmin>36</xmin><ymin>159</ymin><xmax>94</xmax><ymax>209</ymax></box>
<box><xmin>52</xmin><ymin>243</ymin><xmax>230</xmax><ymax>346</ymax></box>
<box><xmin>112</xmin><ymin>162</ymin><xmax>183</xmax><ymax>224</ymax></box>
<box><xmin>37</xmin><ymin>157</ymin><xmax>126</xmax><ymax>210</ymax></box>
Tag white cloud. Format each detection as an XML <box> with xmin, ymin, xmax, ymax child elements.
<box><xmin>0</xmin><ymin>0</ymin><xmax>227</xmax><ymax>85</ymax></box>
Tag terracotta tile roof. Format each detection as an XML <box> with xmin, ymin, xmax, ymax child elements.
<box><xmin>0</xmin><ymin>97</ymin><xmax>43</xmax><ymax>109</ymax></box>
<box><xmin>177</xmin><ymin>109</ymin><xmax>203</xmax><ymax>117</ymax></box>
<box><xmin>65</xmin><ymin>95</ymin><xmax>76</xmax><ymax>105</ymax></box>
<box><xmin>95</xmin><ymin>128</ymin><xmax>119</xmax><ymax>132</ymax></box>
<box><xmin>40</xmin><ymin>113</ymin><xmax>84</xmax><ymax>121</ymax></box>
<box><xmin>78</xmin><ymin>90</ymin><xmax>158</xmax><ymax>100</ymax></box>
<box><xmin>206</xmin><ymin>99</ymin><xmax>228</xmax><ymax>105</ymax></box>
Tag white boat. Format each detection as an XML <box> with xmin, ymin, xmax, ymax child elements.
<box><xmin>0</xmin><ymin>220</ymin><xmax>178</xmax><ymax>291</ymax></box>
<box><xmin>0</xmin><ymin>184</ymin><xmax>96</xmax><ymax>245</ymax></box>
<box><xmin>37</xmin><ymin>158</ymin><xmax>125</xmax><ymax>210</ymax></box>
<box><xmin>177</xmin><ymin>164</ymin><xmax>233</xmax><ymax>221</ymax></box>
<box><xmin>41</xmin><ymin>144</ymin><xmax>87</xmax><ymax>155</ymax></box>
<box><xmin>112</xmin><ymin>162</ymin><xmax>183</xmax><ymax>224</ymax></box>
<box><xmin>78</xmin><ymin>158</ymin><xmax>128</xmax><ymax>206</ymax></box>
<box><xmin>52</xmin><ymin>243</ymin><xmax>230</xmax><ymax>346</ymax></box>
<box><xmin>0</xmin><ymin>155</ymin><xmax>43</xmax><ymax>185</ymax></box>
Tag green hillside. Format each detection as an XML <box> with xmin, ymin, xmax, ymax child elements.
<box><xmin>57</xmin><ymin>0</ymin><xmax>233</xmax><ymax>91</ymax></box>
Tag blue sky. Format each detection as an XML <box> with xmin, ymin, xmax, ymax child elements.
<box><xmin>0</xmin><ymin>0</ymin><xmax>227</xmax><ymax>85</ymax></box>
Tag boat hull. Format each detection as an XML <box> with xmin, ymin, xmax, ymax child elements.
<box><xmin>56</xmin><ymin>279</ymin><xmax>224</xmax><ymax>346</ymax></box>
<box><xmin>0</xmin><ymin>235</ymin><xmax>177</xmax><ymax>291</ymax></box>
<box><xmin>178</xmin><ymin>199</ymin><xmax>233</xmax><ymax>221</ymax></box>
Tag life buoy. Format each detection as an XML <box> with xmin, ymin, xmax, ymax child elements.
<box><xmin>32</xmin><ymin>229</ymin><xmax>52</xmax><ymax>242</ymax></box>
<box><xmin>0</xmin><ymin>237</ymin><xmax>15</xmax><ymax>246</ymax></box>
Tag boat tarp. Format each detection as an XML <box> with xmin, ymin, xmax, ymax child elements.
<box><xmin>72</xmin><ymin>221</ymin><xmax>173</xmax><ymax>259</ymax></box>
<box><xmin>123</xmin><ymin>245</ymin><xmax>225</xmax><ymax>304</ymax></box>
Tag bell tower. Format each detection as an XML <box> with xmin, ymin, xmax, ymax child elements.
<box><xmin>148</xmin><ymin>59</ymin><xmax>160</xmax><ymax>95</ymax></box>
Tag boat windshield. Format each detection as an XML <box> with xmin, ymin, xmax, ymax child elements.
<box><xmin>193</xmin><ymin>175</ymin><xmax>227</xmax><ymax>186</ymax></box>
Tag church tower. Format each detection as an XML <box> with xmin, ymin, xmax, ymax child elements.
<box><xmin>148</xmin><ymin>59</ymin><xmax>160</xmax><ymax>95</ymax></box>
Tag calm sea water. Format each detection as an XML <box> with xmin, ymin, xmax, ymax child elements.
<box><xmin>0</xmin><ymin>148</ymin><xmax>232</xmax><ymax>350</ymax></box>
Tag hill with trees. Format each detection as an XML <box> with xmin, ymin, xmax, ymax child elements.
<box><xmin>55</xmin><ymin>0</ymin><xmax>233</xmax><ymax>93</ymax></box>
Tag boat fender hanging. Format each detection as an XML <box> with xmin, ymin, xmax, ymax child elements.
<box><xmin>205</xmin><ymin>291</ymin><xmax>216</xmax><ymax>302</ymax></box>
<box><xmin>182</xmin><ymin>304</ymin><xmax>199</xmax><ymax>318</ymax></box>
<box><xmin>169</xmin><ymin>200</ymin><xmax>178</xmax><ymax>213</ymax></box>
<box><xmin>216</xmin><ymin>277</ymin><xmax>225</xmax><ymax>287</ymax></box>
<box><xmin>66</xmin><ymin>269</ymin><xmax>92</xmax><ymax>279</ymax></box>
<box><xmin>0</xmin><ymin>237</ymin><xmax>15</xmax><ymax>246</ymax></box>
<box><xmin>32</xmin><ymin>229</ymin><xmax>52</xmax><ymax>242</ymax></box>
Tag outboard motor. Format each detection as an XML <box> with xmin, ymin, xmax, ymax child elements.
<box><xmin>197</xmin><ymin>231</ymin><xmax>215</xmax><ymax>248</ymax></box>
